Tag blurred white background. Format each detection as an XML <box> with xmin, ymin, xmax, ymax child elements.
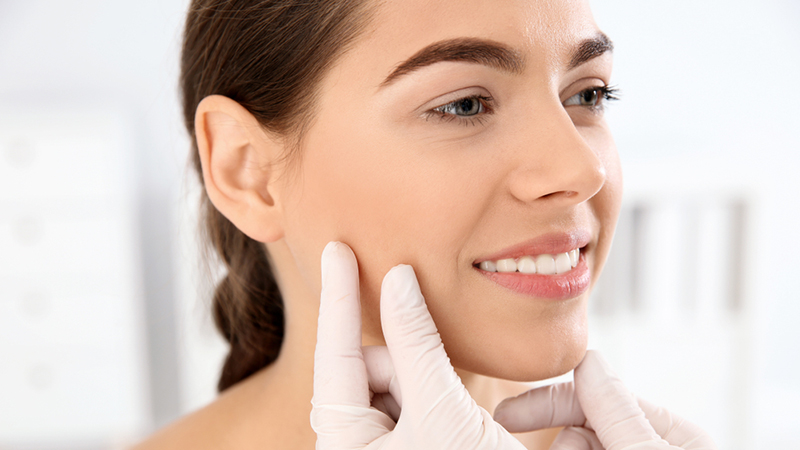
<box><xmin>0</xmin><ymin>1</ymin><xmax>798</xmax><ymax>449</ymax></box>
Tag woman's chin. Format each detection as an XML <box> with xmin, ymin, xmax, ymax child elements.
<box><xmin>450</xmin><ymin>338</ymin><xmax>588</xmax><ymax>383</ymax></box>
<box><xmin>499</xmin><ymin>352</ymin><xmax>584</xmax><ymax>382</ymax></box>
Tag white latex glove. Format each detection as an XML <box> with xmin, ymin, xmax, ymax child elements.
<box><xmin>311</xmin><ymin>241</ymin><xmax>527</xmax><ymax>450</ymax></box>
<box><xmin>493</xmin><ymin>350</ymin><xmax>718</xmax><ymax>450</ymax></box>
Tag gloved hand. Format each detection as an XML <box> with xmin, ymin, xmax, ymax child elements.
<box><xmin>493</xmin><ymin>350</ymin><xmax>718</xmax><ymax>450</ymax></box>
<box><xmin>311</xmin><ymin>241</ymin><xmax>527</xmax><ymax>450</ymax></box>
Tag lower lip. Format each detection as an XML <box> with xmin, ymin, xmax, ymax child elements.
<box><xmin>474</xmin><ymin>255</ymin><xmax>590</xmax><ymax>300</ymax></box>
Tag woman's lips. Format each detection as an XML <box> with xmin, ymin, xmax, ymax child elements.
<box><xmin>473</xmin><ymin>230</ymin><xmax>591</xmax><ymax>264</ymax></box>
<box><xmin>474</xmin><ymin>252</ymin><xmax>591</xmax><ymax>300</ymax></box>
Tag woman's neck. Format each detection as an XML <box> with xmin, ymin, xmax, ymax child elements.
<box><xmin>270</xmin><ymin>302</ymin><xmax>559</xmax><ymax>449</ymax></box>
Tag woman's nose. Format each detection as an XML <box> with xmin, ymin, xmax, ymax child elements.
<box><xmin>506</xmin><ymin>110</ymin><xmax>606</xmax><ymax>208</ymax></box>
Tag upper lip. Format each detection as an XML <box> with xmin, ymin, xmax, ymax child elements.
<box><xmin>473</xmin><ymin>229</ymin><xmax>592</xmax><ymax>264</ymax></box>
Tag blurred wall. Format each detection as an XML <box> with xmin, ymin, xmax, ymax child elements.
<box><xmin>0</xmin><ymin>0</ymin><xmax>192</xmax><ymax>446</ymax></box>
<box><xmin>593</xmin><ymin>1</ymin><xmax>800</xmax><ymax>448</ymax></box>
<box><xmin>0</xmin><ymin>0</ymin><xmax>797</xmax><ymax>449</ymax></box>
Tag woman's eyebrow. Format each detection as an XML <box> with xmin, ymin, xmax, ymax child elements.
<box><xmin>379</xmin><ymin>33</ymin><xmax>614</xmax><ymax>89</ymax></box>
<box><xmin>380</xmin><ymin>37</ymin><xmax>524</xmax><ymax>88</ymax></box>
<box><xmin>568</xmin><ymin>32</ymin><xmax>614</xmax><ymax>69</ymax></box>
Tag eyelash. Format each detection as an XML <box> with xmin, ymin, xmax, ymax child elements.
<box><xmin>424</xmin><ymin>85</ymin><xmax>620</xmax><ymax>126</ymax></box>
<box><xmin>425</xmin><ymin>95</ymin><xmax>495</xmax><ymax>127</ymax></box>
<box><xmin>565</xmin><ymin>85</ymin><xmax>620</xmax><ymax>113</ymax></box>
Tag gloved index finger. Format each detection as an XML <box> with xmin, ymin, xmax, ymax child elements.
<box><xmin>493</xmin><ymin>381</ymin><xmax>585</xmax><ymax>433</ymax></box>
<box><xmin>380</xmin><ymin>264</ymin><xmax>472</xmax><ymax>419</ymax></box>
<box><xmin>575</xmin><ymin>350</ymin><xmax>668</xmax><ymax>450</ymax></box>
<box><xmin>312</xmin><ymin>241</ymin><xmax>370</xmax><ymax>408</ymax></box>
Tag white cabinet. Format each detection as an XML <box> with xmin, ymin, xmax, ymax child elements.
<box><xmin>0</xmin><ymin>110</ymin><xmax>150</xmax><ymax>447</ymax></box>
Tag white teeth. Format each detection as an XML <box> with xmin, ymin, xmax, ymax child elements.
<box><xmin>476</xmin><ymin>248</ymin><xmax>582</xmax><ymax>275</ymax></box>
<box><xmin>496</xmin><ymin>258</ymin><xmax>517</xmax><ymax>273</ymax></box>
<box><xmin>479</xmin><ymin>260</ymin><xmax>497</xmax><ymax>272</ymax></box>
<box><xmin>555</xmin><ymin>252</ymin><xmax>572</xmax><ymax>274</ymax></box>
<box><xmin>517</xmin><ymin>256</ymin><xmax>537</xmax><ymax>274</ymax></box>
<box><xmin>535</xmin><ymin>254</ymin><xmax>556</xmax><ymax>275</ymax></box>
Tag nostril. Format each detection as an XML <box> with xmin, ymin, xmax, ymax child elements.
<box><xmin>542</xmin><ymin>190</ymin><xmax>577</xmax><ymax>199</ymax></box>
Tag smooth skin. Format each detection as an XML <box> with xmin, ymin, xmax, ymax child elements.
<box><xmin>134</xmin><ymin>0</ymin><xmax>621</xmax><ymax>448</ymax></box>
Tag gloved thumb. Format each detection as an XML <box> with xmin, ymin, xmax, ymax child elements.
<box><xmin>363</xmin><ymin>345</ymin><xmax>402</xmax><ymax>420</ymax></box>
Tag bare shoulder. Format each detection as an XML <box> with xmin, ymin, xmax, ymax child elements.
<box><xmin>129</xmin><ymin>393</ymin><xmax>239</xmax><ymax>450</ymax></box>
<box><xmin>129</xmin><ymin>367</ymin><xmax>316</xmax><ymax>450</ymax></box>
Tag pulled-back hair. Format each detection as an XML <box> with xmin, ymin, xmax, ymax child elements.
<box><xmin>180</xmin><ymin>0</ymin><xmax>372</xmax><ymax>392</ymax></box>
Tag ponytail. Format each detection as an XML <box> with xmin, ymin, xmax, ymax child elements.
<box><xmin>205</xmin><ymin>201</ymin><xmax>283</xmax><ymax>392</ymax></box>
<box><xmin>180</xmin><ymin>0</ymin><xmax>371</xmax><ymax>390</ymax></box>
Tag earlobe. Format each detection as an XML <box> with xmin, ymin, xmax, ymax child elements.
<box><xmin>195</xmin><ymin>95</ymin><xmax>285</xmax><ymax>243</ymax></box>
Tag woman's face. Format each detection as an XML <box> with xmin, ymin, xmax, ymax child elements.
<box><xmin>277</xmin><ymin>0</ymin><xmax>621</xmax><ymax>381</ymax></box>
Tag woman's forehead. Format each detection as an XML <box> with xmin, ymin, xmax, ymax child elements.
<box><xmin>336</xmin><ymin>0</ymin><xmax>604</xmax><ymax>90</ymax></box>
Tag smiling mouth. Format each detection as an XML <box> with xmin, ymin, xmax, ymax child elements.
<box><xmin>472</xmin><ymin>245</ymin><xmax>591</xmax><ymax>300</ymax></box>
<box><xmin>472</xmin><ymin>246</ymin><xmax>586</xmax><ymax>275</ymax></box>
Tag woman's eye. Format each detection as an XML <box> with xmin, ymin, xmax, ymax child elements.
<box><xmin>433</xmin><ymin>95</ymin><xmax>491</xmax><ymax>117</ymax></box>
<box><xmin>564</xmin><ymin>85</ymin><xmax>619</xmax><ymax>110</ymax></box>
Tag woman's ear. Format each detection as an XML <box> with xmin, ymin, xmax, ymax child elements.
<box><xmin>195</xmin><ymin>95</ymin><xmax>286</xmax><ymax>243</ymax></box>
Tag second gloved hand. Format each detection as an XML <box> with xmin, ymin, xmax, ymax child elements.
<box><xmin>310</xmin><ymin>241</ymin><xmax>527</xmax><ymax>450</ymax></box>
<box><xmin>493</xmin><ymin>350</ymin><xmax>718</xmax><ymax>450</ymax></box>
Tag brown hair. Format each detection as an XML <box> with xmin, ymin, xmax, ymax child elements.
<box><xmin>180</xmin><ymin>0</ymin><xmax>372</xmax><ymax>392</ymax></box>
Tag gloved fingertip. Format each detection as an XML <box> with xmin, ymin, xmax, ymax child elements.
<box><xmin>320</xmin><ymin>241</ymin><xmax>357</xmax><ymax>290</ymax></box>
<box><xmin>492</xmin><ymin>400</ymin><xmax>509</xmax><ymax>423</ymax></box>
<box><xmin>381</xmin><ymin>264</ymin><xmax>423</xmax><ymax>309</ymax></box>
<box><xmin>493</xmin><ymin>399</ymin><xmax>524</xmax><ymax>433</ymax></box>
<box><xmin>320</xmin><ymin>241</ymin><xmax>341</xmax><ymax>286</ymax></box>
<box><xmin>581</xmin><ymin>349</ymin><xmax>606</xmax><ymax>365</ymax></box>
<box><xmin>494</xmin><ymin>394</ymin><xmax>513</xmax><ymax>412</ymax></box>
<box><xmin>576</xmin><ymin>350</ymin><xmax>618</xmax><ymax>384</ymax></box>
<box><xmin>322</xmin><ymin>240</ymin><xmax>342</xmax><ymax>255</ymax></box>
